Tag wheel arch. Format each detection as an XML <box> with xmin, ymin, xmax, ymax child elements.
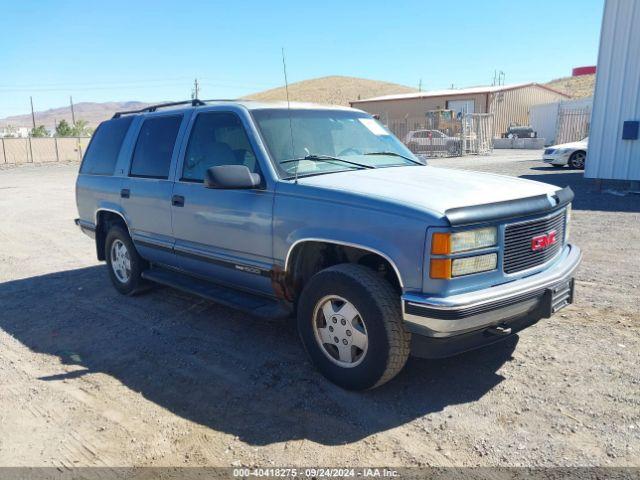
<box><xmin>282</xmin><ymin>239</ymin><xmax>404</xmax><ymax>302</ymax></box>
<box><xmin>94</xmin><ymin>208</ymin><xmax>131</xmax><ymax>261</ymax></box>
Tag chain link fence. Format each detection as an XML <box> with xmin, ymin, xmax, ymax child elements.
<box><xmin>380</xmin><ymin>111</ymin><xmax>494</xmax><ymax>158</ymax></box>
<box><xmin>0</xmin><ymin>137</ymin><xmax>91</xmax><ymax>164</ymax></box>
<box><xmin>555</xmin><ymin>107</ymin><xmax>590</xmax><ymax>145</ymax></box>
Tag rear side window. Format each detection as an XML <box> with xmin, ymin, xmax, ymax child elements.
<box><xmin>80</xmin><ymin>116</ymin><xmax>133</xmax><ymax>175</ymax></box>
<box><xmin>129</xmin><ymin>115</ymin><xmax>182</xmax><ymax>179</ymax></box>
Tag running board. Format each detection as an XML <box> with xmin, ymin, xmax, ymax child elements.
<box><xmin>141</xmin><ymin>267</ymin><xmax>291</xmax><ymax>320</ymax></box>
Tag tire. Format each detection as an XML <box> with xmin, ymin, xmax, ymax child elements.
<box><xmin>569</xmin><ymin>151</ymin><xmax>586</xmax><ymax>169</ymax></box>
<box><xmin>104</xmin><ymin>225</ymin><xmax>148</xmax><ymax>295</ymax></box>
<box><xmin>297</xmin><ymin>263</ymin><xmax>410</xmax><ymax>390</ymax></box>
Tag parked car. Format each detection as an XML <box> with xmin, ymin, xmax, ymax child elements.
<box><xmin>404</xmin><ymin>129</ymin><xmax>461</xmax><ymax>155</ymax></box>
<box><xmin>75</xmin><ymin>99</ymin><xmax>581</xmax><ymax>390</ymax></box>
<box><xmin>543</xmin><ymin>137</ymin><xmax>588</xmax><ymax>169</ymax></box>
<box><xmin>502</xmin><ymin>123</ymin><xmax>537</xmax><ymax>139</ymax></box>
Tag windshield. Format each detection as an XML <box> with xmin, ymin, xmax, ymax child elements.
<box><xmin>252</xmin><ymin>109</ymin><xmax>421</xmax><ymax>178</ymax></box>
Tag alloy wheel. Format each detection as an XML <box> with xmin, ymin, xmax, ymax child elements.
<box><xmin>312</xmin><ymin>295</ymin><xmax>368</xmax><ymax>368</ymax></box>
<box><xmin>571</xmin><ymin>151</ymin><xmax>586</xmax><ymax>169</ymax></box>
<box><xmin>110</xmin><ymin>239</ymin><xmax>131</xmax><ymax>283</ymax></box>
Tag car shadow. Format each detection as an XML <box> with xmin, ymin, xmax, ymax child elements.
<box><xmin>521</xmin><ymin>168</ymin><xmax>640</xmax><ymax>213</ymax></box>
<box><xmin>0</xmin><ymin>266</ymin><xmax>517</xmax><ymax>446</ymax></box>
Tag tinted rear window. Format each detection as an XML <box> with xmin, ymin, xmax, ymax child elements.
<box><xmin>129</xmin><ymin>115</ymin><xmax>182</xmax><ymax>179</ymax></box>
<box><xmin>80</xmin><ymin>116</ymin><xmax>133</xmax><ymax>175</ymax></box>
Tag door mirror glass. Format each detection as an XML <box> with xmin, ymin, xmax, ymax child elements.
<box><xmin>204</xmin><ymin>165</ymin><xmax>261</xmax><ymax>189</ymax></box>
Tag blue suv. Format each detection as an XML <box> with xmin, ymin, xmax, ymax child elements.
<box><xmin>75</xmin><ymin>99</ymin><xmax>581</xmax><ymax>390</ymax></box>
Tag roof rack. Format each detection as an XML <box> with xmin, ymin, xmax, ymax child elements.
<box><xmin>112</xmin><ymin>99</ymin><xmax>205</xmax><ymax>118</ymax></box>
<box><xmin>112</xmin><ymin>98</ymin><xmax>238</xmax><ymax>118</ymax></box>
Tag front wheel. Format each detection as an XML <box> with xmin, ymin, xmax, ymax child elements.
<box><xmin>569</xmin><ymin>151</ymin><xmax>586</xmax><ymax>169</ymax></box>
<box><xmin>297</xmin><ymin>264</ymin><xmax>410</xmax><ymax>390</ymax></box>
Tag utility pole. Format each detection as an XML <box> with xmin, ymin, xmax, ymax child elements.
<box><xmin>192</xmin><ymin>78</ymin><xmax>200</xmax><ymax>99</ymax></box>
<box><xmin>70</xmin><ymin>96</ymin><xmax>76</xmax><ymax>125</ymax></box>
<box><xmin>30</xmin><ymin>96</ymin><xmax>36</xmax><ymax>129</ymax></box>
<box><xmin>418</xmin><ymin>78</ymin><xmax>422</xmax><ymax>92</ymax></box>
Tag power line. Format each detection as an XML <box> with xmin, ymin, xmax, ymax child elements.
<box><xmin>0</xmin><ymin>76</ymin><xmax>195</xmax><ymax>89</ymax></box>
<box><xmin>0</xmin><ymin>81</ymin><xmax>275</xmax><ymax>94</ymax></box>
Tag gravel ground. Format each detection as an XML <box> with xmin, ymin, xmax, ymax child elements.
<box><xmin>0</xmin><ymin>151</ymin><xmax>638</xmax><ymax>469</ymax></box>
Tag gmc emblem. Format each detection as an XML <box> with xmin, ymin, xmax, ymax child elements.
<box><xmin>531</xmin><ymin>230</ymin><xmax>557</xmax><ymax>251</ymax></box>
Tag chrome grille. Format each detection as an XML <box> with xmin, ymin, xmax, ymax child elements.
<box><xmin>503</xmin><ymin>210</ymin><xmax>566</xmax><ymax>274</ymax></box>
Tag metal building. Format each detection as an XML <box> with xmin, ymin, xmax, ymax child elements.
<box><xmin>350</xmin><ymin>83</ymin><xmax>569</xmax><ymax>137</ymax></box>
<box><xmin>586</xmin><ymin>0</ymin><xmax>640</xmax><ymax>182</ymax></box>
<box><xmin>530</xmin><ymin>97</ymin><xmax>593</xmax><ymax>145</ymax></box>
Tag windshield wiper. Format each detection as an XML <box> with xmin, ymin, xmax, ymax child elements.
<box><xmin>364</xmin><ymin>151</ymin><xmax>423</xmax><ymax>165</ymax></box>
<box><xmin>280</xmin><ymin>154</ymin><xmax>375</xmax><ymax>170</ymax></box>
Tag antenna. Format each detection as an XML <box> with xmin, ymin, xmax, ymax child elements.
<box><xmin>281</xmin><ymin>47</ymin><xmax>298</xmax><ymax>183</ymax></box>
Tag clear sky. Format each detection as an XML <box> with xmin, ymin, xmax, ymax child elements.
<box><xmin>1</xmin><ymin>0</ymin><xmax>604</xmax><ymax>118</ymax></box>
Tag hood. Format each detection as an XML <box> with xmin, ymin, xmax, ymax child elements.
<box><xmin>297</xmin><ymin>165</ymin><xmax>559</xmax><ymax>215</ymax></box>
<box><xmin>551</xmin><ymin>139</ymin><xmax>588</xmax><ymax>149</ymax></box>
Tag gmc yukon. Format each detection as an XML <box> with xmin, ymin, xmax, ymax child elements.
<box><xmin>75</xmin><ymin>99</ymin><xmax>581</xmax><ymax>390</ymax></box>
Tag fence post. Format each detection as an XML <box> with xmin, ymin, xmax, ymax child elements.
<box><xmin>1</xmin><ymin>138</ymin><xmax>6</xmax><ymax>164</ymax></box>
<box><xmin>77</xmin><ymin>137</ymin><xmax>83</xmax><ymax>162</ymax></box>
<box><xmin>29</xmin><ymin>136</ymin><xmax>35</xmax><ymax>163</ymax></box>
<box><xmin>54</xmin><ymin>136</ymin><xmax>59</xmax><ymax>162</ymax></box>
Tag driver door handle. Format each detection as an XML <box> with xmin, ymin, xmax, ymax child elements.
<box><xmin>172</xmin><ymin>195</ymin><xmax>185</xmax><ymax>207</ymax></box>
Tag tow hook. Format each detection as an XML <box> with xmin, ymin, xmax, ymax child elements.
<box><xmin>486</xmin><ymin>325</ymin><xmax>512</xmax><ymax>336</ymax></box>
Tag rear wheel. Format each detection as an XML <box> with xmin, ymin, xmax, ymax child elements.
<box><xmin>297</xmin><ymin>264</ymin><xmax>410</xmax><ymax>390</ymax></box>
<box><xmin>104</xmin><ymin>225</ymin><xmax>148</xmax><ymax>295</ymax></box>
<box><xmin>569</xmin><ymin>151</ymin><xmax>586</xmax><ymax>169</ymax></box>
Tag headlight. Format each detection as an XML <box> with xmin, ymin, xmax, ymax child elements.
<box><xmin>452</xmin><ymin>253</ymin><xmax>498</xmax><ymax>277</ymax></box>
<box><xmin>432</xmin><ymin>227</ymin><xmax>497</xmax><ymax>254</ymax></box>
<box><xmin>430</xmin><ymin>253</ymin><xmax>498</xmax><ymax>279</ymax></box>
<box><xmin>430</xmin><ymin>227</ymin><xmax>499</xmax><ymax>279</ymax></box>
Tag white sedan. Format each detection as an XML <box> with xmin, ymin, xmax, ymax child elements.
<box><xmin>542</xmin><ymin>137</ymin><xmax>588</xmax><ymax>169</ymax></box>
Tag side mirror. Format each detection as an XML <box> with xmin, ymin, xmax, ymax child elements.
<box><xmin>204</xmin><ymin>165</ymin><xmax>261</xmax><ymax>189</ymax></box>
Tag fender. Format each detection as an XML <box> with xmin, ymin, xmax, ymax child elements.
<box><xmin>284</xmin><ymin>237</ymin><xmax>405</xmax><ymax>289</ymax></box>
<box><xmin>94</xmin><ymin>207</ymin><xmax>131</xmax><ymax>235</ymax></box>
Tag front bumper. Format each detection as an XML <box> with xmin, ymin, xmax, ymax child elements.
<box><xmin>402</xmin><ymin>244</ymin><xmax>582</xmax><ymax>357</ymax></box>
<box><xmin>543</xmin><ymin>154</ymin><xmax>568</xmax><ymax>165</ymax></box>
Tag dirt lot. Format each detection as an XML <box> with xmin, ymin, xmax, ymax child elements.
<box><xmin>0</xmin><ymin>151</ymin><xmax>638</xmax><ymax>469</ymax></box>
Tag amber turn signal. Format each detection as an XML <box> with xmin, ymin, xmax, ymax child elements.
<box><xmin>430</xmin><ymin>258</ymin><xmax>452</xmax><ymax>279</ymax></box>
<box><xmin>431</xmin><ymin>233</ymin><xmax>451</xmax><ymax>255</ymax></box>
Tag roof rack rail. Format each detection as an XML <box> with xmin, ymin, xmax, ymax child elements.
<box><xmin>112</xmin><ymin>98</ymin><xmax>208</xmax><ymax>118</ymax></box>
